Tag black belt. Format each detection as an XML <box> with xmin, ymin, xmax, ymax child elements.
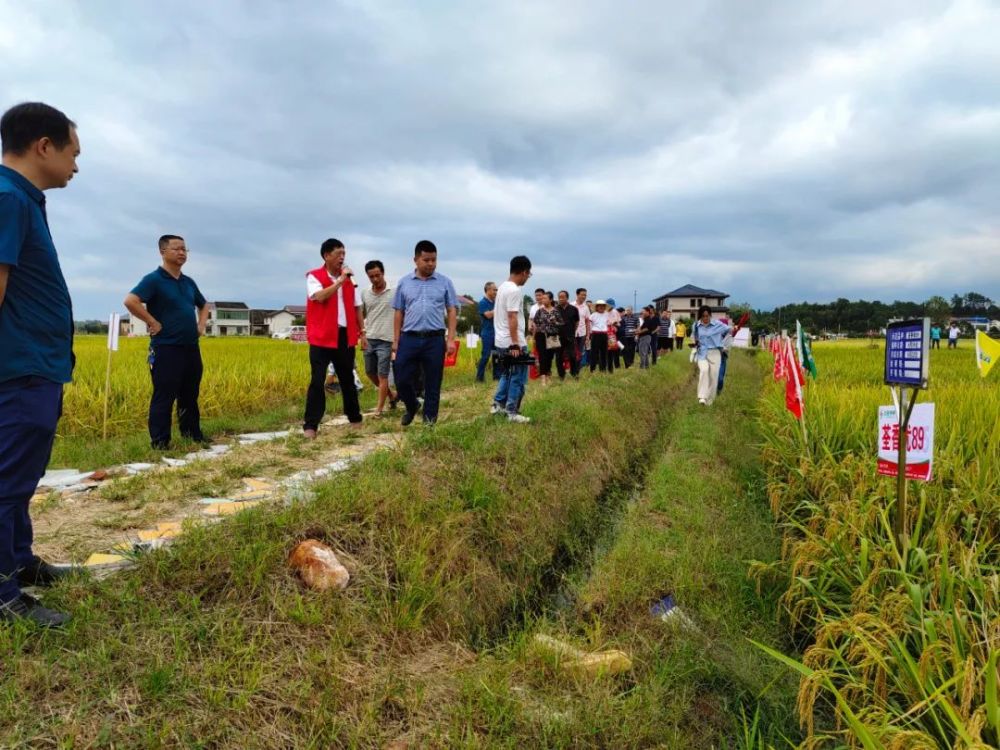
<box><xmin>403</xmin><ymin>329</ymin><xmax>445</xmax><ymax>338</ymax></box>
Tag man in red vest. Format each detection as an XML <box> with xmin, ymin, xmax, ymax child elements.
<box><xmin>303</xmin><ymin>238</ymin><xmax>365</xmax><ymax>437</ymax></box>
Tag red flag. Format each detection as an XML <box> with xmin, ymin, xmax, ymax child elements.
<box><xmin>783</xmin><ymin>339</ymin><xmax>804</xmax><ymax>419</ymax></box>
<box><xmin>785</xmin><ymin>376</ymin><xmax>802</xmax><ymax>418</ymax></box>
<box><xmin>773</xmin><ymin>341</ymin><xmax>788</xmax><ymax>381</ymax></box>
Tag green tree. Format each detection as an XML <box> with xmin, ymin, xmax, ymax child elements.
<box><xmin>923</xmin><ymin>295</ymin><xmax>951</xmax><ymax>325</ymax></box>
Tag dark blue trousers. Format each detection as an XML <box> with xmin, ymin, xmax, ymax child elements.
<box><xmin>0</xmin><ymin>377</ymin><xmax>62</xmax><ymax>604</ymax></box>
<box><xmin>394</xmin><ymin>333</ymin><xmax>445</xmax><ymax>422</ymax></box>
<box><xmin>148</xmin><ymin>343</ymin><xmax>203</xmax><ymax>447</ymax></box>
<box><xmin>476</xmin><ymin>332</ymin><xmax>498</xmax><ymax>381</ymax></box>
<box><xmin>717</xmin><ymin>351</ymin><xmax>729</xmax><ymax>392</ymax></box>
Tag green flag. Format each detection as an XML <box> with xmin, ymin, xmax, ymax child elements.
<box><xmin>796</xmin><ymin>320</ymin><xmax>817</xmax><ymax>378</ymax></box>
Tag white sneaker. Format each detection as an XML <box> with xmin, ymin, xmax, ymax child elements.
<box><xmin>490</xmin><ymin>402</ymin><xmax>504</xmax><ymax>415</ymax></box>
<box><xmin>507</xmin><ymin>413</ymin><xmax>531</xmax><ymax>424</ymax></box>
<box><xmin>698</xmin><ymin>398</ymin><xmax>707</xmax><ymax>405</ymax></box>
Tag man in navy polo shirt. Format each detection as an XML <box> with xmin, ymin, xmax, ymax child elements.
<box><xmin>391</xmin><ymin>240</ymin><xmax>458</xmax><ymax>426</ymax></box>
<box><xmin>124</xmin><ymin>235</ymin><xmax>210</xmax><ymax>449</ymax></box>
<box><xmin>0</xmin><ymin>102</ymin><xmax>80</xmax><ymax>627</ymax></box>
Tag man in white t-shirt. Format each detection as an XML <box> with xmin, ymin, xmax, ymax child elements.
<box><xmin>574</xmin><ymin>287</ymin><xmax>591</xmax><ymax>368</ymax></box>
<box><xmin>492</xmin><ymin>256</ymin><xmax>533</xmax><ymax>423</ymax></box>
<box><xmin>948</xmin><ymin>323</ymin><xmax>960</xmax><ymax>348</ymax></box>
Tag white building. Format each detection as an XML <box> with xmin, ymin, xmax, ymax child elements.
<box><xmin>126</xmin><ymin>312</ymin><xmax>148</xmax><ymax>336</ymax></box>
<box><xmin>264</xmin><ymin>309</ymin><xmax>296</xmax><ymax>337</ymax></box>
<box><xmin>207</xmin><ymin>301</ymin><xmax>251</xmax><ymax>336</ymax></box>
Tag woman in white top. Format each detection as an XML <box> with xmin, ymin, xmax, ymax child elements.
<box><xmin>589</xmin><ymin>300</ymin><xmax>611</xmax><ymax>373</ymax></box>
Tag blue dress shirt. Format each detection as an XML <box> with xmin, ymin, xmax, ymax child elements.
<box><xmin>392</xmin><ymin>271</ymin><xmax>459</xmax><ymax>332</ymax></box>
<box><xmin>694</xmin><ymin>320</ymin><xmax>730</xmax><ymax>360</ymax></box>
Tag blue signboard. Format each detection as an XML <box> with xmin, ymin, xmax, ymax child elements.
<box><xmin>885</xmin><ymin>318</ymin><xmax>929</xmax><ymax>388</ymax></box>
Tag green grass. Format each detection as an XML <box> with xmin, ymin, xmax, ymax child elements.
<box><xmin>2</xmin><ymin>362</ymin><xmax>685</xmax><ymax>747</ymax></box>
<box><xmin>407</xmin><ymin>352</ymin><xmax>802</xmax><ymax>747</ymax></box>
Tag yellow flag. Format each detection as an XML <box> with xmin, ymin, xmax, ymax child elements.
<box><xmin>976</xmin><ymin>330</ymin><xmax>1000</xmax><ymax>378</ymax></box>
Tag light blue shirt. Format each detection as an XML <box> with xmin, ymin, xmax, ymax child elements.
<box><xmin>694</xmin><ymin>320</ymin><xmax>730</xmax><ymax>360</ymax></box>
<box><xmin>392</xmin><ymin>270</ymin><xmax>459</xmax><ymax>332</ymax></box>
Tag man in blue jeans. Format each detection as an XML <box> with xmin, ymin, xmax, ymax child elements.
<box><xmin>0</xmin><ymin>102</ymin><xmax>81</xmax><ymax>627</ymax></box>
<box><xmin>391</xmin><ymin>240</ymin><xmax>459</xmax><ymax>426</ymax></box>
<box><xmin>476</xmin><ymin>281</ymin><xmax>498</xmax><ymax>382</ymax></box>
<box><xmin>492</xmin><ymin>255</ymin><xmax>533</xmax><ymax>423</ymax></box>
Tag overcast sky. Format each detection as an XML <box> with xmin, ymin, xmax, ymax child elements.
<box><xmin>2</xmin><ymin>0</ymin><xmax>998</xmax><ymax>317</ymax></box>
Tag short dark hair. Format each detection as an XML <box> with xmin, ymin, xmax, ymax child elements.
<box><xmin>364</xmin><ymin>260</ymin><xmax>384</xmax><ymax>273</ymax></box>
<box><xmin>484</xmin><ymin>281</ymin><xmax>496</xmax><ymax>292</ymax></box>
<box><xmin>534</xmin><ymin>287</ymin><xmax>545</xmax><ymax>295</ymax></box>
<box><xmin>1</xmin><ymin>102</ymin><xmax>76</xmax><ymax>156</ymax></box>
<box><xmin>321</xmin><ymin>238</ymin><xmax>345</xmax><ymax>257</ymax></box>
<box><xmin>414</xmin><ymin>240</ymin><xmax>437</xmax><ymax>257</ymax></box>
<box><xmin>698</xmin><ymin>304</ymin><xmax>712</xmax><ymax>318</ymax></box>
<box><xmin>546</xmin><ymin>291</ymin><xmax>555</xmax><ymax>302</ymax></box>
<box><xmin>158</xmin><ymin>234</ymin><xmax>184</xmax><ymax>250</ymax></box>
<box><xmin>509</xmin><ymin>255</ymin><xmax>531</xmax><ymax>274</ymax></box>
<box><xmin>576</xmin><ymin>288</ymin><xmax>587</xmax><ymax>295</ymax></box>
<box><xmin>558</xmin><ymin>290</ymin><xmax>569</xmax><ymax>298</ymax></box>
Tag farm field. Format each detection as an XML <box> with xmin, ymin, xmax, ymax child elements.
<box><xmin>4</xmin><ymin>339</ymin><xmax>997</xmax><ymax>748</ymax></box>
<box><xmin>755</xmin><ymin>341</ymin><xmax>999</xmax><ymax>747</ymax></box>
<box><xmin>52</xmin><ymin>335</ymin><xmax>481</xmax><ymax>468</ymax></box>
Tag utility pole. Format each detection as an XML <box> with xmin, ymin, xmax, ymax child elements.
<box><xmin>633</xmin><ymin>289</ymin><xmax>637</xmax><ymax>310</ymax></box>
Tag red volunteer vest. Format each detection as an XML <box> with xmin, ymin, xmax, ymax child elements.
<box><xmin>305</xmin><ymin>266</ymin><xmax>360</xmax><ymax>348</ymax></box>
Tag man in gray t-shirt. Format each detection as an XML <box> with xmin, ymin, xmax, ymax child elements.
<box><xmin>361</xmin><ymin>260</ymin><xmax>398</xmax><ymax>415</ymax></box>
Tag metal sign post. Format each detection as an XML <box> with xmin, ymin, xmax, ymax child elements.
<box><xmin>884</xmin><ymin>318</ymin><xmax>930</xmax><ymax>548</ymax></box>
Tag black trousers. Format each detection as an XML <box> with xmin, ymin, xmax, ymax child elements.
<box><xmin>148</xmin><ymin>343</ymin><xmax>203</xmax><ymax>447</ymax></box>
<box><xmin>560</xmin><ymin>336</ymin><xmax>578</xmax><ymax>378</ymax></box>
<box><xmin>622</xmin><ymin>337</ymin><xmax>636</xmax><ymax>367</ymax></box>
<box><xmin>538</xmin><ymin>340</ymin><xmax>565</xmax><ymax>377</ymax></box>
<box><xmin>305</xmin><ymin>329</ymin><xmax>362</xmax><ymax>429</ymax></box>
<box><xmin>590</xmin><ymin>333</ymin><xmax>609</xmax><ymax>372</ymax></box>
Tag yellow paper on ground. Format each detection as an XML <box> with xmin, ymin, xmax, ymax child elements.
<box><xmin>84</xmin><ymin>553</ymin><xmax>129</xmax><ymax>566</ymax></box>
<box><xmin>977</xmin><ymin>331</ymin><xmax>1000</xmax><ymax>378</ymax></box>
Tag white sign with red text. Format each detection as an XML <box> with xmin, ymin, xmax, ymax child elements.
<box><xmin>877</xmin><ymin>403</ymin><xmax>935</xmax><ymax>481</ymax></box>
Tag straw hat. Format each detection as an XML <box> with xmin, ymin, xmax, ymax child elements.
<box><xmin>594</xmin><ymin>299</ymin><xmax>607</xmax><ymax>306</ymax></box>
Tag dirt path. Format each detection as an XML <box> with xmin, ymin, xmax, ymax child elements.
<box><xmin>29</xmin><ymin>383</ymin><xmax>491</xmax><ymax>566</ymax></box>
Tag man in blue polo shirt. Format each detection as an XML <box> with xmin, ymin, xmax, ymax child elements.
<box><xmin>475</xmin><ymin>281</ymin><xmax>497</xmax><ymax>382</ymax></box>
<box><xmin>0</xmin><ymin>102</ymin><xmax>81</xmax><ymax>627</ymax></box>
<box><xmin>124</xmin><ymin>235</ymin><xmax>210</xmax><ymax>449</ymax></box>
<box><xmin>391</xmin><ymin>240</ymin><xmax>458</xmax><ymax>426</ymax></box>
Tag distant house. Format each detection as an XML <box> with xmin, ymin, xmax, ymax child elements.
<box><xmin>284</xmin><ymin>304</ymin><xmax>307</xmax><ymax>320</ymax></box>
<box><xmin>249</xmin><ymin>309</ymin><xmax>278</xmax><ymax>336</ymax></box>
<box><xmin>126</xmin><ymin>312</ymin><xmax>148</xmax><ymax>337</ymax></box>
<box><xmin>264</xmin><ymin>308</ymin><xmax>297</xmax><ymax>337</ymax></box>
<box><xmin>207</xmin><ymin>301</ymin><xmax>250</xmax><ymax>336</ymax></box>
<box><xmin>653</xmin><ymin>284</ymin><xmax>730</xmax><ymax>319</ymax></box>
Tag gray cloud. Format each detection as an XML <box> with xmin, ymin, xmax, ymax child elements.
<box><xmin>1</xmin><ymin>0</ymin><xmax>997</xmax><ymax>317</ymax></box>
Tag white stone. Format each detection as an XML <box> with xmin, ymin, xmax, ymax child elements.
<box><xmin>39</xmin><ymin>469</ymin><xmax>93</xmax><ymax>488</ymax></box>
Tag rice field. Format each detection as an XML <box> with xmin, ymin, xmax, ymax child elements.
<box><xmin>63</xmin><ymin>335</ymin><xmax>479</xmax><ymax>439</ymax></box>
<box><xmin>755</xmin><ymin>340</ymin><xmax>1000</xmax><ymax>748</ymax></box>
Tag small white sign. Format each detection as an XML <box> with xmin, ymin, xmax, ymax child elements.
<box><xmin>466</xmin><ymin>332</ymin><xmax>480</xmax><ymax>349</ymax></box>
<box><xmin>877</xmin><ymin>402</ymin><xmax>935</xmax><ymax>481</ymax></box>
<box><xmin>732</xmin><ymin>328</ymin><xmax>751</xmax><ymax>348</ymax></box>
<box><xmin>107</xmin><ymin>313</ymin><xmax>121</xmax><ymax>351</ymax></box>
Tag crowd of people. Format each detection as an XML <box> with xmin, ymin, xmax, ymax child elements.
<box><xmin>0</xmin><ymin>101</ymin><xmax>739</xmax><ymax>627</ymax></box>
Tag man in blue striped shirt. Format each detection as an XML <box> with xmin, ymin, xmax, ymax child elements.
<box><xmin>391</xmin><ymin>240</ymin><xmax>458</xmax><ymax>426</ymax></box>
